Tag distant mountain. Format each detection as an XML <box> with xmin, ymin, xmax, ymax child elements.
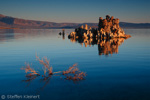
<box><xmin>0</xmin><ymin>14</ymin><xmax>150</xmax><ymax>29</ymax></box>
<box><xmin>119</xmin><ymin>22</ymin><xmax>150</xmax><ymax>29</ymax></box>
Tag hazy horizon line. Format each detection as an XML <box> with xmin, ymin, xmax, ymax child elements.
<box><xmin>1</xmin><ymin>13</ymin><xmax>150</xmax><ymax>24</ymax></box>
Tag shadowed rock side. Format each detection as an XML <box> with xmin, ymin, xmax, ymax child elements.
<box><xmin>69</xmin><ymin>37</ymin><xmax>126</xmax><ymax>56</ymax></box>
<box><xmin>68</xmin><ymin>15</ymin><xmax>131</xmax><ymax>39</ymax></box>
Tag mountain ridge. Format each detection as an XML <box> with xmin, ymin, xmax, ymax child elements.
<box><xmin>0</xmin><ymin>14</ymin><xmax>150</xmax><ymax>29</ymax></box>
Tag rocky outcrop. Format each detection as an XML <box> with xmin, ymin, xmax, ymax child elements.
<box><xmin>68</xmin><ymin>15</ymin><xmax>131</xmax><ymax>39</ymax></box>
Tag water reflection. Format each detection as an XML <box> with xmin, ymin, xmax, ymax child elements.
<box><xmin>58</xmin><ymin>30</ymin><xmax>127</xmax><ymax>56</ymax></box>
<box><xmin>68</xmin><ymin>37</ymin><xmax>127</xmax><ymax>56</ymax></box>
<box><xmin>59</xmin><ymin>29</ymin><xmax>65</xmax><ymax>40</ymax></box>
<box><xmin>98</xmin><ymin>38</ymin><xmax>124</xmax><ymax>55</ymax></box>
<box><xmin>0</xmin><ymin>29</ymin><xmax>61</xmax><ymax>43</ymax></box>
<box><xmin>22</xmin><ymin>75</ymin><xmax>39</xmax><ymax>87</ymax></box>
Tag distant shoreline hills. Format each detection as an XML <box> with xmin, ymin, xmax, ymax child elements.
<box><xmin>0</xmin><ymin>14</ymin><xmax>150</xmax><ymax>29</ymax></box>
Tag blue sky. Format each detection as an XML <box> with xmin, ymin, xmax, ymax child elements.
<box><xmin>0</xmin><ymin>0</ymin><xmax>150</xmax><ymax>23</ymax></box>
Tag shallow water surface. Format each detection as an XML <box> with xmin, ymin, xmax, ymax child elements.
<box><xmin>0</xmin><ymin>29</ymin><xmax>150</xmax><ymax>100</ymax></box>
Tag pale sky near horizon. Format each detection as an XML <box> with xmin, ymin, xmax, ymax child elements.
<box><xmin>0</xmin><ymin>0</ymin><xmax>150</xmax><ymax>23</ymax></box>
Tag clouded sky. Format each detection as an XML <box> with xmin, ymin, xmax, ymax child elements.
<box><xmin>0</xmin><ymin>0</ymin><xmax>150</xmax><ymax>23</ymax></box>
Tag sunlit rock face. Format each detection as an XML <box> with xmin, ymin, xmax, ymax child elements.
<box><xmin>68</xmin><ymin>15</ymin><xmax>131</xmax><ymax>39</ymax></box>
<box><xmin>98</xmin><ymin>15</ymin><xmax>126</xmax><ymax>38</ymax></box>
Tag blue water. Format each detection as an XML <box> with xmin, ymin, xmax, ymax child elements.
<box><xmin>0</xmin><ymin>29</ymin><xmax>150</xmax><ymax>100</ymax></box>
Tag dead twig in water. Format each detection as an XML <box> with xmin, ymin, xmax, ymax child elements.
<box><xmin>62</xmin><ymin>64</ymin><xmax>86</xmax><ymax>81</ymax></box>
<box><xmin>36</xmin><ymin>54</ymin><xmax>53</xmax><ymax>76</ymax></box>
<box><xmin>21</xmin><ymin>62</ymin><xmax>40</xmax><ymax>77</ymax></box>
<box><xmin>21</xmin><ymin>55</ymin><xmax>87</xmax><ymax>88</ymax></box>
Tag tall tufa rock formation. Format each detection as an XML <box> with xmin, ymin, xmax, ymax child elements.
<box><xmin>68</xmin><ymin>15</ymin><xmax>131</xmax><ymax>39</ymax></box>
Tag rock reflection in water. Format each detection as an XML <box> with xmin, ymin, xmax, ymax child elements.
<box><xmin>68</xmin><ymin>37</ymin><xmax>126</xmax><ymax>56</ymax></box>
<box><xmin>98</xmin><ymin>38</ymin><xmax>124</xmax><ymax>55</ymax></box>
<box><xmin>59</xmin><ymin>29</ymin><xmax>65</xmax><ymax>40</ymax></box>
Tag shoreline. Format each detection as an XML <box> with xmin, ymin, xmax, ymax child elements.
<box><xmin>0</xmin><ymin>27</ymin><xmax>150</xmax><ymax>30</ymax></box>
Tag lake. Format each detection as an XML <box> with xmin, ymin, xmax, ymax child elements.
<box><xmin>0</xmin><ymin>29</ymin><xmax>150</xmax><ymax>100</ymax></box>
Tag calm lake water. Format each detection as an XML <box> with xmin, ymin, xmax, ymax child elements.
<box><xmin>0</xmin><ymin>29</ymin><xmax>150</xmax><ymax>100</ymax></box>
